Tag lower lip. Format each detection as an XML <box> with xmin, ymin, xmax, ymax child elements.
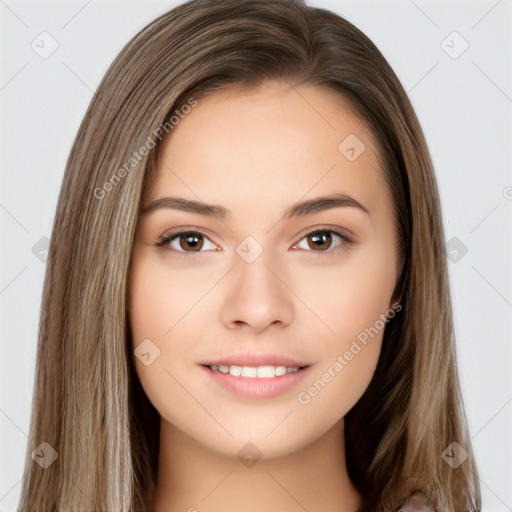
<box><xmin>200</xmin><ymin>365</ymin><xmax>311</xmax><ymax>399</ymax></box>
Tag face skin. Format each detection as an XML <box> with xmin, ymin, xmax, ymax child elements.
<box><xmin>128</xmin><ymin>80</ymin><xmax>400</xmax><ymax>512</ymax></box>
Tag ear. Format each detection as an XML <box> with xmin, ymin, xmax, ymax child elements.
<box><xmin>389</xmin><ymin>252</ymin><xmax>407</xmax><ymax>309</ymax></box>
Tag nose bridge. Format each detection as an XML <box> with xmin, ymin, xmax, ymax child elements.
<box><xmin>219</xmin><ymin>240</ymin><xmax>294</xmax><ymax>331</ymax></box>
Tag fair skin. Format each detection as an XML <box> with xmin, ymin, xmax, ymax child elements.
<box><xmin>129</xmin><ymin>81</ymin><xmax>400</xmax><ymax>512</ymax></box>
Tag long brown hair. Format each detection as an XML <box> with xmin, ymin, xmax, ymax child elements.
<box><xmin>18</xmin><ymin>0</ymin><xmax>481</xmax><ymax>510</ymax></box>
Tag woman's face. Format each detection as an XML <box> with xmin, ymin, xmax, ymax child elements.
<box><xmin>129</xmin><ymin>81</ymin><xmax>399</xmax><ymax>458</ymax></box>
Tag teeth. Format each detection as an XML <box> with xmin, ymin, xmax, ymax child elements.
<box><xmin>208</xmin><ymin>364</ymin><xmax>302</xmax><ymax>378</ymax></box>
<box><xmin>230</xmin><ymin>365</ymin><xmax>242</xmax><ymax>376</ymax></box>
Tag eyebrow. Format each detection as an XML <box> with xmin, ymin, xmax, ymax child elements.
<box><xmin>141</xmin><ymin>193</ymin><xmax>370</xmax><ymax>220</ymax></box>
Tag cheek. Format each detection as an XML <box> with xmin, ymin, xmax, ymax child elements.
<box><xmin>128</xmin><ymin>253</ymin><xmax>201</xmax><ymax>429</ymax></box>
<box><xmin>290</xmin><ymin>245</ymin><xmax>396</xmax><ymax>411</ymax></box>
<box><xmin>129</xmin><ymin>253</ymin><xmax>212</xmax><ymax>343</ymax></box>
<box><xmin>292</xmin><ymin>245</ymin><xmax>397</xmax><ymax>350</ymax></box>
<box><xmin>128</xmin><ymin>251</ymin><xmax>226</xmax><ymax>418</ymax></box>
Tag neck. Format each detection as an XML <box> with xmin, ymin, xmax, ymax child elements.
<box><xmin>153</xmin><ymin>418</ymin><xmax>363</xmax><ymax>512</ymax></box>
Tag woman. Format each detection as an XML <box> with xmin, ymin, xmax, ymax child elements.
<box><xmin>18</xmin><ymin>0</ymin><xmax>481</xmax><ymax>510</ymax></box>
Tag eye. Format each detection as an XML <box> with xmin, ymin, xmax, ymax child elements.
<box><xmin>293</xmin><ymin>228</ymin><xmax>353</xmax><ymax>255</ymax></box>
<box><xmin>155</xmin><ymin>226</ymin><xmax>353</xmax><ymax>258</ymax></box>
<box><xmin>156</xmin><ymin>230</ymin><xmax>219</xmax><ymax>256</ymax></box>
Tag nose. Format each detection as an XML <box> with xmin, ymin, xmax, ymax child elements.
<box><xmin>219</xmin><ymin>254</ymin><xmax>294</xmax><ymax>333</ymax></box>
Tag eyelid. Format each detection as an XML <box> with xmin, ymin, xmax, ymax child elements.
<box><xmin>155</xmin><ymin>226</ymin><xmax>222</xmax><ymax>256</ymax></box>
<box><xmin>291</xmin><ymin>225</ymin><xmax>354</xmax><ymax>256</ymax></box>
<box><xmin>293</xmin><ymin>224</ymin><xmax>353</xmax><ymax>245</ymax></box>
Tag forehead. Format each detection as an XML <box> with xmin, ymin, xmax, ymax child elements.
<box><xmin>145</xmin><ymin>81</ymin><xmax>387</xmax><ymax>222</ymax></box>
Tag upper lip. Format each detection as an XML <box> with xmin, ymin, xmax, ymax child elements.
<box><xmin>202</xmin><ymin>352</ymin><xmax>310</xmax><ymax>368</ymax></box>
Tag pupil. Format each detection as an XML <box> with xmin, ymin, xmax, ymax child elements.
<box><xmin>309</xmin><ymin>232</ymin><xmax>331</xmax><ymax>250</ymax></box>
<box><xmin>181</xmin><ymin>233</ymin><xmax>203</xmax><ymax>251</ymax></box>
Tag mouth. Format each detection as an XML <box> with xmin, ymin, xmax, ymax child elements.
<box><xmin>199</xmin><ymin>356</ymin><xmax>312</xmax><ymax>398</ymax></box>
<box><xmin>201</xmin><ymin>363</ymin><xmax>310</xmax><ymax>378</ymax></box>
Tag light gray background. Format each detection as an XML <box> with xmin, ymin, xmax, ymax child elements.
<box><xmin>1</xmin><ymin>0</ymin><xmax>511</xmax><ymax>510</ymax></box>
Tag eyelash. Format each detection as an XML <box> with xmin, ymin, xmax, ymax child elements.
<box><xmin>155</xmin><ymin>226</ymin><xmax>354</xmax><ymax>259</ymax></box>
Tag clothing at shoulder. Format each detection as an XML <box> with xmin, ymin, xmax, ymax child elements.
<box><xmin>395</xmin><ymin>491</ymin><xmax>435</xmax><ymax>512</ymax></box>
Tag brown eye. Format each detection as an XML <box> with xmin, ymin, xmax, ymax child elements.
<box><xmin>156</xmin><ymin>230</ymin><xmax>217</xmax><ymax>255</ymax></box>
<box><xmin>306</xmin><ymin>231</ymin><xmax>332</xmax><ymax>251</ymax></box>
<box><xmin>294</xmin><ymin>228</ymin><xmax>353</xmax><ymax>255</ymax></box>
<box><xmin>177</xmin><ymin>232</ymin><xmax>204</xmax><ymax>251</ymax></box>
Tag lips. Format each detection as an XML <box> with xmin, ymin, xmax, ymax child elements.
<box><xmin>201</xmin><ymin>351</ymin><xmax>310</xmax><ymax>368</ymax></box>
<box><xmin>200</xmin><ymin>361</ymin><xmax>311</xmax><ymax>398</ymax></box>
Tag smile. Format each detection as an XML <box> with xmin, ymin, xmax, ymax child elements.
<box><xmin>201</xmin><ymin>363</ymin><xmax>311</xmax><ymax>399</ymax></box>
<box><xmin>206</xmin><ymin>364</ymin><xmax>302</xmax><ymax>378</ymax></box>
